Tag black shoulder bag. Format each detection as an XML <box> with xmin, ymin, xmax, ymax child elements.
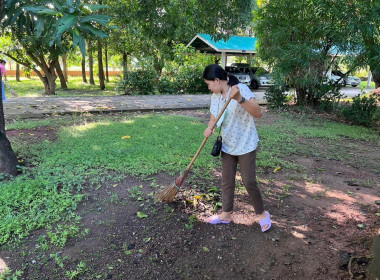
<box><xmin>210</xmin><ymin>129</ymin><xmax>222</xmax><ymax>157</ymax></box>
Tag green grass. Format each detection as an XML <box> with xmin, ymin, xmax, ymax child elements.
<box><xmin>1</xmin><ymin>112</ymin><xmax>379</xmax><ymax>245</ymax></box>
<box><xmin>5</xmin><ymin>76</ymin><xmax>120</xmax><ymax>97</ymax></box>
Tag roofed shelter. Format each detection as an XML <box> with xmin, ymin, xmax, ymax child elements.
<box><xmin>186</xmin><ymin>33</ymin><xmax>257</xmax><ymax>68</ymax></box>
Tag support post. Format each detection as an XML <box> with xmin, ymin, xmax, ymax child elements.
<box><xmin>248</xmin><ymin>53</ymin><xmax>253</xmax><ymax>66</ymax></box>
<box><xmin>367</xmin><ymin>71</ymin><xmax>372</xmax><ymax>88</ymax></box>
<box><xmin>221</xmin><ymin>52</ymin><xmax>227</xmax><ymax>69</ymax></box>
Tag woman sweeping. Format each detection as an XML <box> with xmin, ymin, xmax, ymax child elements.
<box><xmin>203</xmin><ymin>64</ymin><xmax>271</xmax><ymax>232</ymax></box>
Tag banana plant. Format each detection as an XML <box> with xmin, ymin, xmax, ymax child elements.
<box><xmin>2</xmin><ymin>0</ymin><xmax>116</xmax><ymax>57</ymax></box>
<box><xmin>0</xmin><ymin>0</ymin><xmax>117</xmax><ymax>177</ymax></box>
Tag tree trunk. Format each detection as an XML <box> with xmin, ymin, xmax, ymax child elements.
<box><xmin>153</xmin><ymin>57</ymin><xmax>163</xmax><ymax>77</ymax></box>
<box><xmin>105</xmin><ymin>42</ymin><xmax>109</xmax><ymax>82</ymax></box>
<box><xmin>122</xmin><ymin>51</ymin><xmax>128</xmax><ymax>78</ymax></box>
<box><xmin>0</xmin><ymin>73</ymin><xmax>18</xmax><ymax>178</ymax></box>
<box><xmin>55</xmin><ymin>60</ymin><xmax>68</xmax><ymax>90</ymax></box>
<box><xmin>97</xmin><ymin>40</ymin><xmax>105</xmax><ymax>90</ymax></box>
<box><xmin>88</xmin><ymin>40</ymin><xmax>95</xmax><ymax>85</ymax></box>
<box><xmin>295</xmin><ymin>87</ymin><xmax>308</xmax><ymax>106</ymax></box>
<box><xmin>62</xmin><ymin>53</ymin><xmax>69</xmax><ymax>82</ymax></box>
<box><xmin>0</xmin><ymin>73</ymin><xmax>4</xmax><ymax>132</ymax></box>
<box><xmin>0</xmin><ymin>130</ymin><xmax>18</xmax><ymax>178</ymax></box>
<box><xmin>371</xmin><ymin>70</ymin><xmax>380</xmax><ymax>88</ymax></box>
<box><xmin>81</xmin><ymin>57</ymin><xmax>87</xmax><ymax>83</ymax></box>
<box><xmin>16</xmin><ymin>63</ymin><xmax>21</xmax><ymax>82</ymax></box>
<box><xmin>41</xmin><ymin>73</ymin><xmax>58</xmax><ymax>95</ymax></box>
<box><xmin>27</xmin><ymin>52</ymin><xmax>58</xmax><ymax>95</ymax></box>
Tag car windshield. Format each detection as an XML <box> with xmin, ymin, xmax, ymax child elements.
<box><xmin>332</xmin><ymin>70</ymin><xmax>345</xmax><ymax>77</ymax></box>
<box><xmin>226</xmin><ymin>67</ymin><xmax>241</xmax><ymax>74</ymax></box>
<box><xmin>251</xmin><ymin>67</ymin><xmax>268</xmax><ymax>75</ymax></box>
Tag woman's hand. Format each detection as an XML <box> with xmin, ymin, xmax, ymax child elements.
<box><xmin>229</xmin><ymin>85</ymin><xmax>243</xmax><ymax>102</ymax></box>
<box><xmin>204</xmin><ymin>127</ymin><xmax>215</xmax><ymax>138</ymax></box>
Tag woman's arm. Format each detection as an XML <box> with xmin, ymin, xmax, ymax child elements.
<box><xmin>204</xmin><ymin>114</ymin><xmax>216</xmax><ymax>137</ymax></box>
<box><xmin>230</xmin><ymin>85</ymin><xmax>262</xmax><ymax>118</ymax></box>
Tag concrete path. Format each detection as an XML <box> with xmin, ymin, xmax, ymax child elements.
<box><xmin>2</xmin><ymin>91</ymin><xmax>267</xmax><ymax>120</ymax></box>
<box><xmin>2</xmin><ymin>85</ymin><xmax>374</xmax><ymax>120</ymax></box>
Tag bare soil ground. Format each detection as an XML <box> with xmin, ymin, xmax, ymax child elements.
<box><xmin>1</xmin><ymin>109</ymin><xmax>379</xmax><ymax>280</ymax></box>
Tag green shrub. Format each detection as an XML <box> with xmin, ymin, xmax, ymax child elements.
<box><xmin>157</xmin><ymin>76</ymin><xmax>180</xmax><ymax>94</ymax></box>
<box><xmin>315</xmin><ymin>83</ymin><xmax>343</xmax><ymax>113</ymax></box>
<box><xmin>264</xmin><ymin>85</ymin><xmax>289</xmax><ymax>110</ymax></box>
<box><xmin>118</xmin><ymin>70</ymin><xmax>156</xmax><ymax>95</ymax></box>
<box><xmin>159</xmin><ymin>44</ymin><xmax>212</xmax><ymax>95</ymax></box>
<box><xmin>339</xmin><ymin>94</ymin><xmax>379</xmax><ymax>127</ymax></box>
<box><xmin>179</xmin><ymin>67</ymin><xmax>209</xmax><ymax>94</ymax></box>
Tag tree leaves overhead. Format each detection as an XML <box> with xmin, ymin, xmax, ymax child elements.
<box><xmin>108</xmin><ymin>0</ymin><xmax>255</xmax><ymax>74</ymax></box>
<box><xmin>1</xmin><ymin>0</ymin><xmax>115</xmax><ymax>57</ymax></box>
<box><xmin>254</xmin><ymin>0</ymin><xmax>380</xmax><ymax>90</ymax></box>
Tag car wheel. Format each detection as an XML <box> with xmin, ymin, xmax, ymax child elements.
<box><xmin>251</xmin><ymin>80</ymin><xmax>259</xmax><ymax>89</ymax></box>
<box><xmin>352</xmin><ymin>85</ymin><xmax>358</xmax><ymax>87</ymax></box>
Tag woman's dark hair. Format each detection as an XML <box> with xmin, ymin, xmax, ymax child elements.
<box><xmin>203</xmin><ymin>64</ymin><xmax>239</xmax><ymax>86</ymax></box>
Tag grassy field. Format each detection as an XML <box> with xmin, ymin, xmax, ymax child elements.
<box><xmin>5</xmin><ymin>76</ymin><xmax>120</xmax><ymax>97</ymax></box>
<box><xmin>1</xmin><ymin>110</ymin><xmax>379</xmax><ymax>279</ymax></box>
<box><xmin>2</xmin><ymin>111</ymin><xmax>379</xmax><ymax>245</ymax></box>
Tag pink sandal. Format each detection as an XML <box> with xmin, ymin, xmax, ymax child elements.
<box><xmin>207</xmin><ymin>215</ymin><xmax>231</xmax><ymax>224</ymax></box>
<box><xmin>259</xmin><ymin>211</ymin><xmax>272</xmax><ymax>232</ymax></box>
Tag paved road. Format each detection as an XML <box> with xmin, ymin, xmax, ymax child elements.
<box><xmin>339</xmin><ymin>86</ymin><xmax>374</xmax><ymax>97</ymax></box>
<box><xmin>1</xmin><ymin>86</ymin><xmax>374</xmax><ymax>120</ymax></box>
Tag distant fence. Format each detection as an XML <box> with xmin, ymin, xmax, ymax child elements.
<box><xmin>6</xmin><ymin>70</ymin><xmax>123</xmax><ymax>77</ymax></box>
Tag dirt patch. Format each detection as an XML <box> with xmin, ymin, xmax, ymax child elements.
<box><xmin>6</xmin><ymin>127</ymin><xmax>58</xmax><ymax>142</ymax></box>
<box><xmin>1</xmin><ymin>110</ymin><xmax>379</xmax><ymax>280</ymax></box>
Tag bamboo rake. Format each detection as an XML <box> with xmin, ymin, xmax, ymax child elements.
<box><xmin>156</xmin><ymin>96</ymin><xmax>232</xmax><ymax>202</ymax></box>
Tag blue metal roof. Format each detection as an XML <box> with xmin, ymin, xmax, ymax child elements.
<box><xmin>187</xmin><ymin>33</ymin><xmax>257</xmax><ymax>54</ymax></box>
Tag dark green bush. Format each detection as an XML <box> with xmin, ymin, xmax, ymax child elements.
<box><xmin>177</xmin><ymin>67</ymin><xmax>209</xmax><ymax>94</ymax></box>
<box><xmin>118</xmin><ymin>70</ymin><xmax>157</xmax><ymax>95</ymax></box>
<box><xmin>157</xmin><ymin>76</ymin><xmax>180</xmax><ymax>94</ymax></box>
<box><xmin>339</xmin><ymin>94</ymin><xmax>379</xmax><ymax>127</ymax></box>
<box><xmin>315</xmin><ymin>83</ymin><xmax>343</xmax><ymax>113</ymax></box>
<box><xmin>264</xmin><ymin>85</ymin><xmax>289</xmax><ymax>110</ymax></box>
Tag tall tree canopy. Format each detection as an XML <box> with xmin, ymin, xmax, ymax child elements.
<box><xmin>110</xmin><ymin>0</ymin><xmax>255</xmax><ymax>75</ymax></box>
<box><xmin>0</xmin><ymin>0</ymin><xmax>114</xmax><ymax>95</ymax></box>
<box><xmin>254</xmin><ymin>0</ymin><xmax>380</xmax><ymax>106</ymax></box>
<box><xmin>0</xmin><ymin>0</ymin><xmax>115</xmax><ymax>177</ymax></box>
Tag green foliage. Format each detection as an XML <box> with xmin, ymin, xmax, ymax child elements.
<box><xmin>254</xmin><ymin>0</ymin><xmax>379</xmax><ymax>105</ymax></box>
<box><xmin>158</xmin><ymin>45</ymin><xmax>212</xmax><ymax>94</ymax></box>
<box><xmin>46</xmin><ymin>222</ymin><xmax>81</xmax><ymax>247</ymax></box>
<box><xmin>339</xmin><ymin>94</ymin><xmax>379</xmax><ymax>127</ymax></box>
<box><xmin>1</xmin><ymin>1</ymin><xmax>114</xmax><ymax>57</ymax></box>
<box><xmin>264</xmin><ymin>85</ymin><xmax>289</xmax><ymax>110</ymax></box>
<box><xmin>157</xmin><ymin>76</ymin><xmax>180</xmax><ymax>95</ymax></box>
<box><xmin>185</xmin><ymin>215</ymin><xmax>198</xmax><ymax>230</ymax></box>
<box><xmin>110</xmin><ymin>0</ymin><xmax>255</xmax><ymax>76</ymax></box>
<box><xmin>0</xmin><ymin>268</ymin><xmax>22</xmax><ymax>280</ymax></box>
<box><xmin>315</xmin><ymin>84</ymin><xmax>343</xmax><ymax>113</ymax></box>
<box><xmin>0</xmin><ymin>1</ymin><xmax>115</xmax><ymax>95</ymax></box>
<box><xmin>118</xmin><ymin>70</ymin><xmax>157</xmax><ymax>95</ymax></box>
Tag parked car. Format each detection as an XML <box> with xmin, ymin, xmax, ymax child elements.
<box><xmin>225</xmin><ymin>66</ymin><xmax>251</xmax><ymax>86</ymax></box>
<box><xmin>326</xmin><ymin>73</ymin><xmax>346</xmax><ymax>86</ymax></box>
<box><xmin>231</xmin><ymin>63</ymin><xmax>274</xmax><ymax>89</ymax></box>
<box><xmin>332</xmin><ymin>70</ymin><xmax>361</xmax><ymax>87</ymax></box>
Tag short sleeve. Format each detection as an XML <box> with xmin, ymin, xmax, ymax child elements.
<box><xmin>238</xmin><ymin>83</ymin><xmax>255</xmax><ymax>99</ymax></box>
<box><xmin>210</xmin><ymin>94</ymin><xmax>220</xmax><ymax>117</ymax></box>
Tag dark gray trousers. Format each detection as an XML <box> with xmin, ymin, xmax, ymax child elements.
<box><xmin>221</xmin><ymin>150</ymin><xmax>264</xmax><ymax>214</ymax></box>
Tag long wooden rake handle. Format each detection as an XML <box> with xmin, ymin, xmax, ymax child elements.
<box><xmin>184</xmin><ymin>96</ymin><xmax>232</xmax><ymax>172</ymax></box>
